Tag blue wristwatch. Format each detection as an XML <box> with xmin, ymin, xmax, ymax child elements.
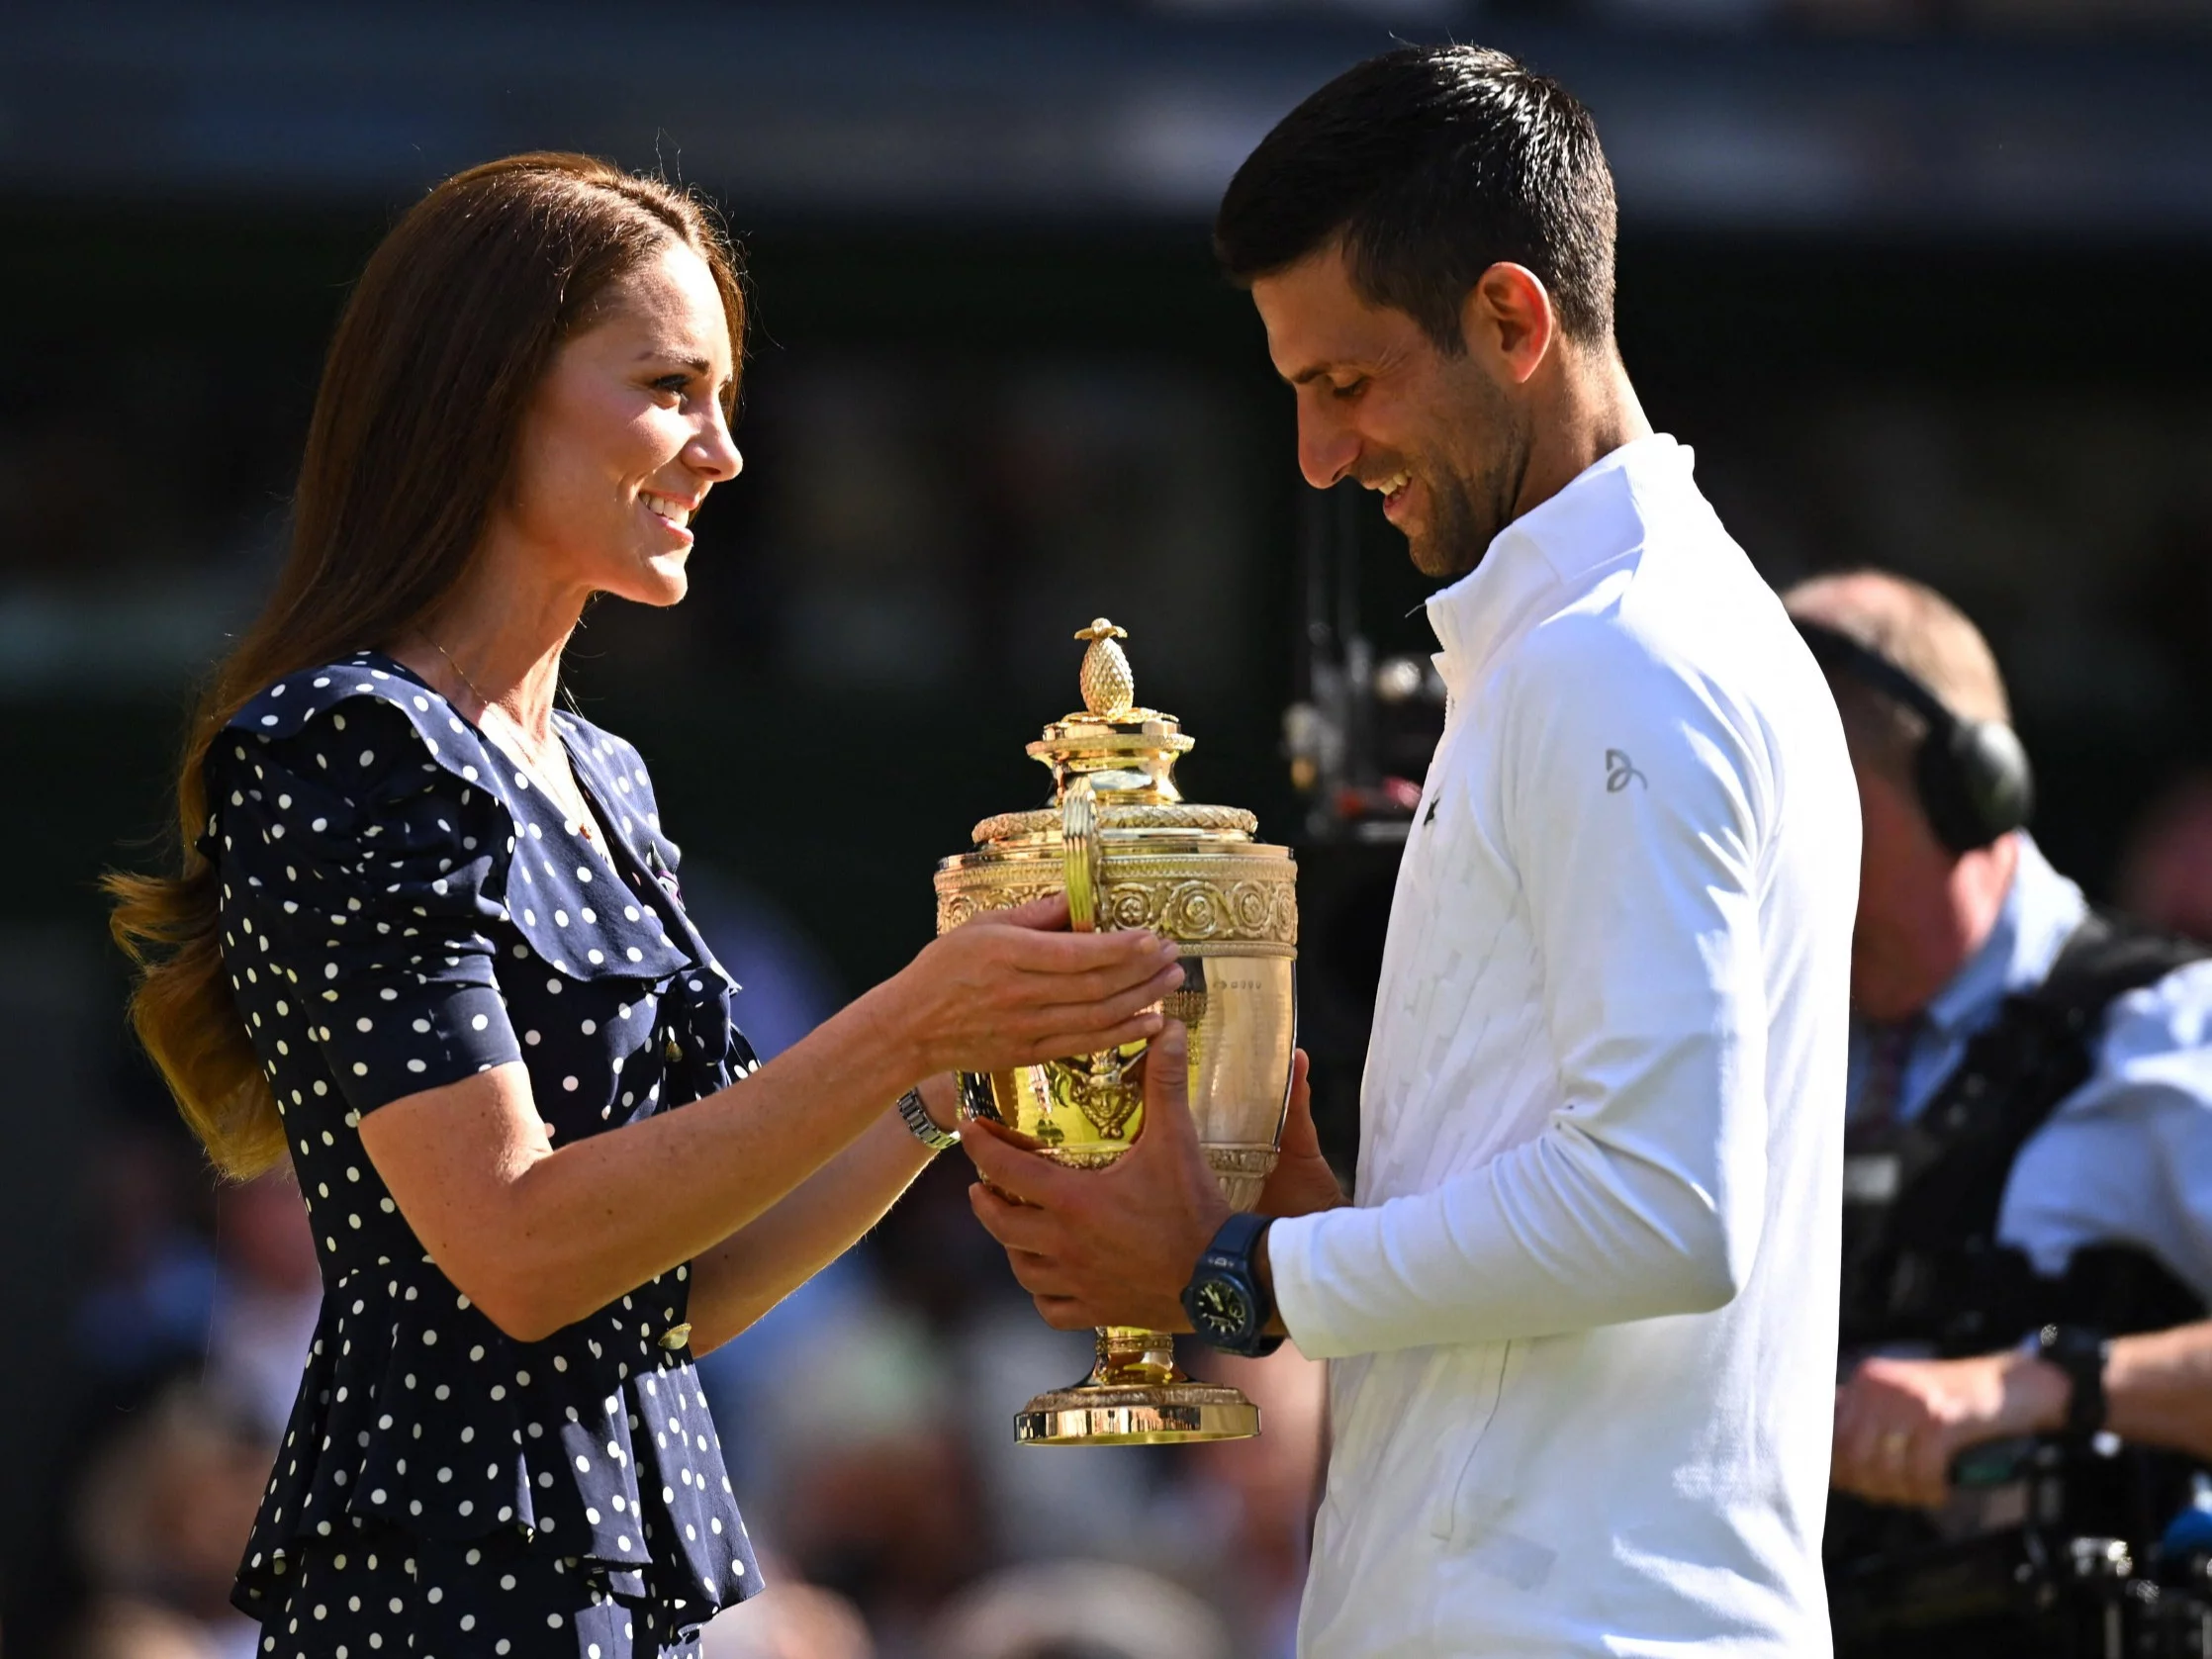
<box><xmin>1182</xmin><ymin>1212</ymin><xmax>1284</xmax><ymax>1357</ymax></box>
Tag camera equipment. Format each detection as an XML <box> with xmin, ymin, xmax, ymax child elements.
<box><xmin>1833</xmin><ymin>910</ymin><xmax>2212</xmax><ymax>1657</ymax></box>
<box><xmin>1793</xmin><ymin>616</ymin><xmax>2034</xmax><ymax>855</ymax></box>
<box><xmin>1831</xmin><ymin>1436</ymin><xmax>2212</xmax><ymax>1658</ymax></box>
<box><xmin>1280</xmin><ymin>484</ymin><xmax>1447</xmax><ymax>1175</ymax></box>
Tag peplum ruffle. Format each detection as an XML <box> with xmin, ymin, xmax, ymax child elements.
<box><xmin>235</xmin><ymin>1253</ymin><xmax>750</xmax><ymax>1617</ymax></box>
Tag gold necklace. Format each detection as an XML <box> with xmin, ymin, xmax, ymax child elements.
<box><xmin>420</xmin><ymin>636</ymin><xmax>598</xmax><ymax>841</ymax></box>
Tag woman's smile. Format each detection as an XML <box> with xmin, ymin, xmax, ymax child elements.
<box><xmin>638</xmin><ymin>487</ymin><xmax>699</xmax><ymax>545</ymax></box>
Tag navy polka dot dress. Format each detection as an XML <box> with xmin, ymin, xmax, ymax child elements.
<box><xmin>205</xmin><ymin>651</ymin><xmax>764</xmax><ymax>1655</ymax></box>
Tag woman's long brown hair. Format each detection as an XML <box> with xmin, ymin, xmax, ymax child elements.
<box><xmin>106</xmin><ymin>153</ymin><xmax>746</xmax><ymax>1178</ymax></box>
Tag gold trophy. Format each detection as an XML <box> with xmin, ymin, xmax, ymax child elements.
<box><xmin>935</xmin><ymin>619</ymin><xmax>1299</xmax><ymax>1445</ymax></box>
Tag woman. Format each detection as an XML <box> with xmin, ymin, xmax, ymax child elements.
<box><xmin>106</xmin><ymin>152</ymin><xmax>1182</xmax><ymax>1657</ymax></box>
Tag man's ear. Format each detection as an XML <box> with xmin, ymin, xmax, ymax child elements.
<box><xmin>1460</xmin><ymin>262</ymin><xmax>1557</xmax><ymax>386</ymax></box>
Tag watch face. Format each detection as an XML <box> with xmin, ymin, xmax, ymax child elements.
<box><xmin>1192</xmin><ymin>1276</ymin><xmax>1253</xmax><ymax>1338</ymax></box>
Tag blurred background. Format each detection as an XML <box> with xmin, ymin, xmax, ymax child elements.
<box><xmin>5</xmin><ymin>2</ymin><xmax>2212</xmax><ymax>1656</ymax></box>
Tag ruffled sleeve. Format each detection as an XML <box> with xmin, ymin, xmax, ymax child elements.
<box><xmin>207</xmin><ymin>697</ymin><xmax>523</xmax><ymax>1113</ymax></box>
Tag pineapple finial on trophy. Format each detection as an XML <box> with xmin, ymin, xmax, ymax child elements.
<box><xmin>1075</xmin><ymin>618</ymin><xmax>1135</xmax><ymax>718</ymax></box>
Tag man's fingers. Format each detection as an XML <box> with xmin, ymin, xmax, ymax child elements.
<box><xmin>1132</xmin><ymin>1021</ymin><xmax>1196</xmax><ymax>1150</ymax></box>
<box><xmin>1832</xmin><ymin>1382</ymin><xmax>1888</xmax><ymax>1497</ymax></box>
<box><xmin>962</xmin><ymin>1119</ymin><xmax>1099</xmax><ymax>1216</ymax></box>
<box><xmin>1009</xmin><ymin>1256</ymin><xmax>1083</xmax><ymax>1301</ymax></box>
<box><xmin>968</xmin><ymin>1181</ymin><xmax>1063</xmax><ymax>1254</ymax></box>
<box><xmin>1907</xmin><ymin>1438</ymin><xmax>1952</xmax><ymax>1509</ymax></box>
<box><xmin>1281</xmin><ymin>1048</ymin><xmax>1319</xmax><ymax>1145</ymax></box>
<box><xmin>961</xmin><ymin>1119</ymin><xmax>1054</xmax><ymax>1203</ymax></box>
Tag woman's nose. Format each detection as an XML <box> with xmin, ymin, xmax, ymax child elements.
<box><xmin>691</xmin><ymin>408</ymin><xmax>742</xmax><ymax>483</ymax></box>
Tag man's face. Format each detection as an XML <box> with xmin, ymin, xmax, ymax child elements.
<box><xmin>1251</xmin><ymin>243</ymin><xmax>1533</xmax><ymax>580</ymax></box>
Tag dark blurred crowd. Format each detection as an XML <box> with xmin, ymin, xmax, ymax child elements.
<box><xmin>27</xmin><ymin>876</ymin><xmax>1327</xmax><ymax>1659</ymax></box>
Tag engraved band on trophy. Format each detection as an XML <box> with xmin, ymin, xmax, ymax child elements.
<box><xmin>934</xmin><ymin>619</ymin><xmax>1299</xmax><ymax>1445</ymax></box>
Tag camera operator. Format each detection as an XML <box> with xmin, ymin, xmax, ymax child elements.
<box><xmin>1786</xmin><ymin>570</ymin><xmax>2212</xmax><ymax>1655</ymax></box>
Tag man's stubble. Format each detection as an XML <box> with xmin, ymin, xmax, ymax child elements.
<box><xmin>1404</xmin><ymin>366</ymin><xmax>1533</xmax><ymax>583</ymax></box>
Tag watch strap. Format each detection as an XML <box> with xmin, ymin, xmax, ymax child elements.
<box><xmin>1207</xmin><ymin>1210</ymin><xmax>1274</xmax><ymax>1265</ymax></box>
<box><xmin>1186</xmin><ymin>1212</ymin><xmax>1282</xmax><ymax>1357</ymax></box>
<box><xmin>2035</xmin><ymin>1323</ymin><xmax>2110</xmax><ymax>1438</ymax></box>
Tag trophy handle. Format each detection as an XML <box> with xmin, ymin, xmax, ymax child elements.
<box><xmin>1061</xmin><ymin>777</ymin><xmax>1103</xmax><ymax>932</ymax></box>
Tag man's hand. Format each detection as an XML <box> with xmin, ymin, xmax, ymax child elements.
<box><xmin>1832</xmin><ymin>1350</ymin><xmax>2072</xmax><ymax>1509</ymax></box>
<box><xmin>1256</xmin><ymin>1049</ymin><xmax>1346</xmax><ymax>1219</ymax></box>
<box><xmin>964</xmin><ymin>1021</ymin><xmax>1231</xmax><ymax>1332</ymax></box>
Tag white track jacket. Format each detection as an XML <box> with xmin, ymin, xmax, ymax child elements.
<box><xmin>1270</xmin><ymin>434</ymin><xmax>1860</xmax><ymax>1657</ymax></box>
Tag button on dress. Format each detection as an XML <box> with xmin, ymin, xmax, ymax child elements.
<box><xmin>205</xmin><ymin>651</ymin><xmax>764</xmax><ymax>1656</ymax></box>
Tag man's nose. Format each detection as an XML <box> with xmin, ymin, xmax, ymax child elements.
<box><xmin>1296</xmin><ymin>402</ymin><xmax>1358</xmax><ymax>491</ymax></box>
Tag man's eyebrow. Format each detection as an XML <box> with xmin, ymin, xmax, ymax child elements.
<box><xmin>1284</xmin><ymin>362</ymin><xmax>1343</xmax><ymax>386</ymax></box>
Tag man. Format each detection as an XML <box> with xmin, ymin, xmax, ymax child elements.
<box><xmin>962</xmin><ymin>46</ymin><xmax>1861</xmax><ymax>1656</ymax></box>
<box><xmin>1785</xmin><ymin>570</ymin><xmax>2212</xmax><ymax>1649</ymax></box>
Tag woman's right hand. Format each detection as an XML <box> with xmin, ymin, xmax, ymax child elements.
<box><xmin>880</xmin><ymin>894</ymin><xmax>1184</xmax><ymax>1079</ymax></box>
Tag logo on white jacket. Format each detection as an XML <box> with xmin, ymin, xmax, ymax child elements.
<box><xmin>1605</xmin><ymin>749</ymin><xmax>1647</xmax><ymax>792</ymax></box>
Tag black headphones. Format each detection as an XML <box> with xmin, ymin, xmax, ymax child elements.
<box><xmin>1794</xmin><ymin>617</ymin><xmax>2034</xmax><ymax>855</ymax></box>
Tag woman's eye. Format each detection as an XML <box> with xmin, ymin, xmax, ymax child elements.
<box><xmin>650</xmin><ymin>374</ymin><xmax>691</xmax><ymax>399</ymax></box>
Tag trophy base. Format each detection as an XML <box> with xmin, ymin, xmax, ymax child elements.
<box><xmin>1015</xmin><ymin>1381</ymin><xmax>1260</xmax><ymax>1446</ymax></box>
<box><xmin>1014</xmin><ymin>1326</ymin><xmax>1261</xmax><ymax>1445</ymax></box>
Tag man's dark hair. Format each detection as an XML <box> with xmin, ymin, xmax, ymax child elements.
<box><xmin>1215</xmin><ymin>46</ymin><xmax>1617</xmax><ymax>349</ymax></box>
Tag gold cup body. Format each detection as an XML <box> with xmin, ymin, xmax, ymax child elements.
<box><xmin>933</xmin><ymin>621</ymin><xmax>1298</xmax><ymax>1446</ymax></box>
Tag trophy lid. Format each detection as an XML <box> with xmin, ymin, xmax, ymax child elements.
<box><xmin>967</xmin><ymin>619</ymin><xmax>1259</xmax><ymax>848</ymax></box>
<box><xmin>1026</xmin><ymin>618</ymin><xmax>1193</xmax><ymax>803</ymax></box>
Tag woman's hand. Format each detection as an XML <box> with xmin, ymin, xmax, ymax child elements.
<box><xmin>1257</xmin><ymin>1049</ymin><xmax>1347</xmax><ymax>1219</ymax></box>
<box><xmin>880</xmin><ymin>894</ymin><xmax>1185</xmax><ymax>1081</ymax></box>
